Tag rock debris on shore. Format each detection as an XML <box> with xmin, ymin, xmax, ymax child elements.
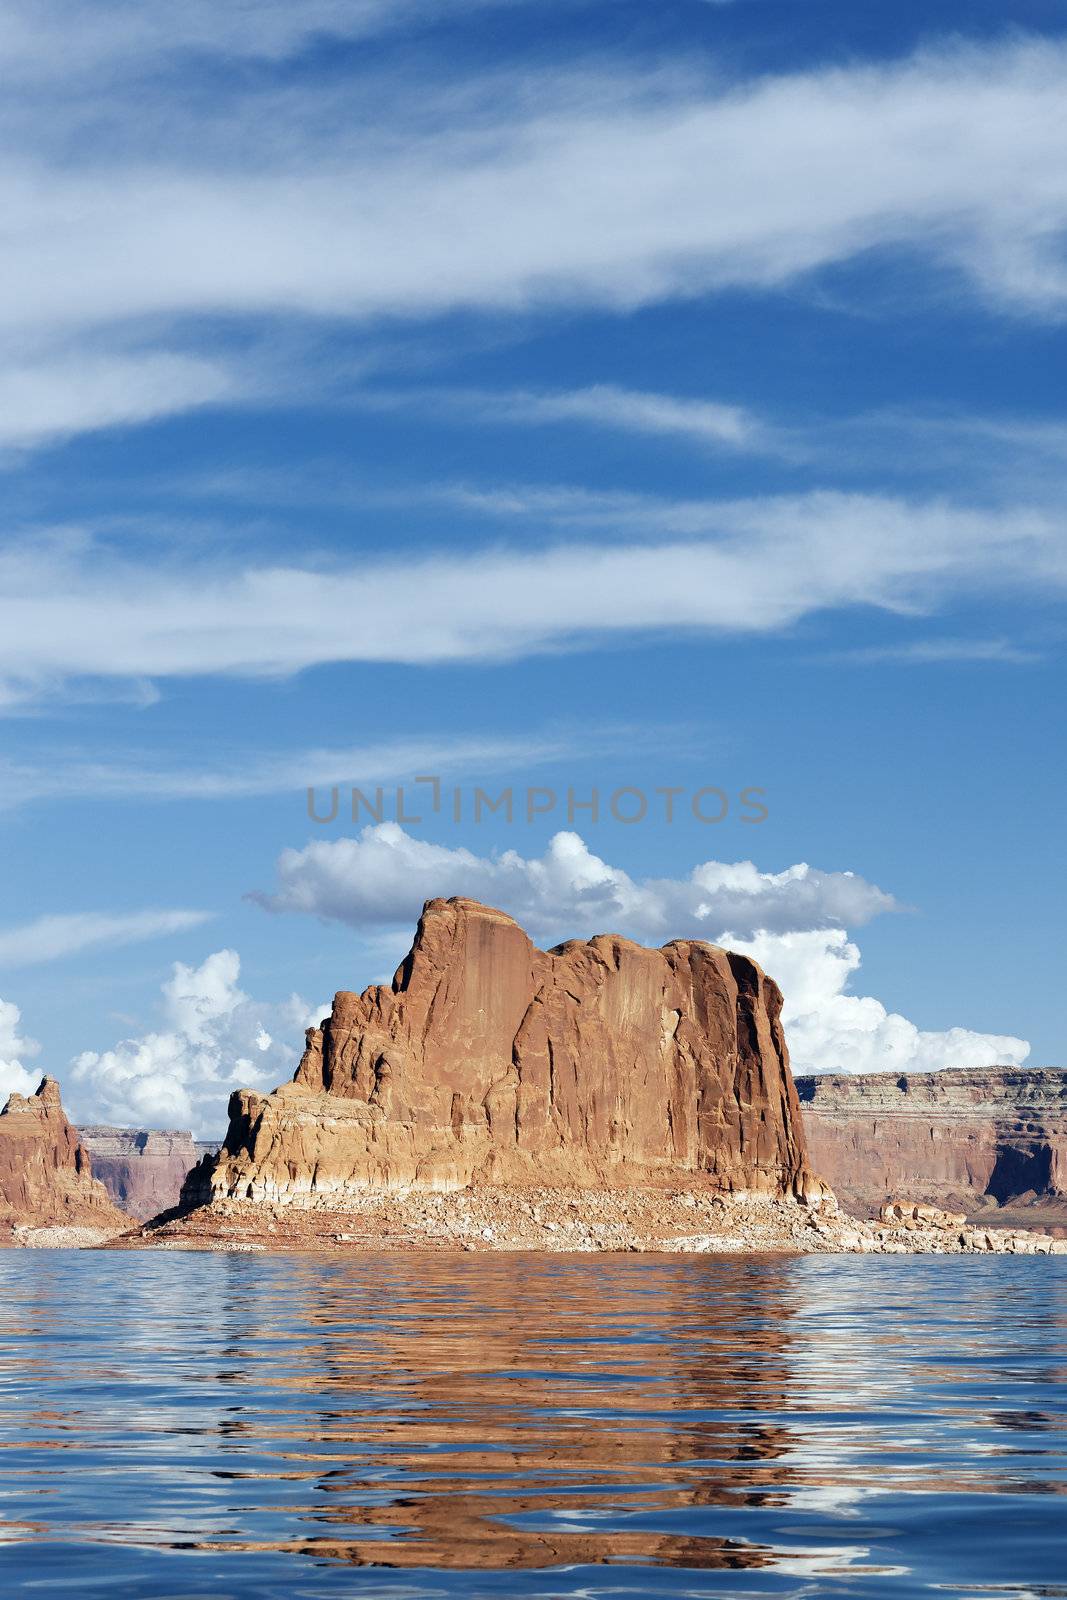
<box><xmin>136</xmin><ymin>1187</ymin><xmax>1067</xmax><ymax>1256</ymax></box>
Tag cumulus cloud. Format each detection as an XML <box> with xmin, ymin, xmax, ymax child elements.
<box><xmin>0</xmin><ymin>997</ymin><xmax>40</xmax><ymax>1102</ymax></box>
<box><xmin>68</xmin><ymin>950</ymin><xmax>326</xmax><ymax>1135</ymax></box>
<box><xmin>726</xmin><ymin>928</ymin><xmax>1029</xmax><ymax>1076</ymax></box>
<box><xmin>250</xmin><ymin>823</ymin><xmax>898</xmax><ymax>944</ymax></box>
<box><xmin>0</xmin><ymin>909</ymin><xmax>213</xmax><ymax>967</ymax></box>
<box><xmin>1</xmin><ymin>493</ymin><xmax>1064</xmax><ymax>692</ymax></box>
<box><xmin>251</xmin><ymin>825</ymin><xmax>1027</xmax><ymax>1075</ymax></box>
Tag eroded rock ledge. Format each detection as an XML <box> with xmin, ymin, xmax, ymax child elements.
<box><xmin>183</xmin><ymin>896</ymin><xmax>823</xmax><ymax>1210</ymax></box>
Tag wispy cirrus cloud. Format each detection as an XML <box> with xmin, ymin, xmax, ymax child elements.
<box><xmin>4</xmin><ymin>35</ymin><xmax>1067</xmax><ymax>453</ymax></box>
<box><xmin>6</xmin><ymin>39</ymin><xmax>1067</xmax><ymax>359</ymax></box>
<box><xmin>153</xmin><ymin>394</ymin><xmax>1067</xmax><ymax>519</ymax></box>
<box><xmin>0</xmin><ymin>730</ymin><xmax>580</xmax><ymax>808</ymax></box>
<box><xmin>0</xmin><ymin>348</ymin><xmax>237</xmax><ymax>455</ymax></box>
<box><xmin>353</xmin><ymin>386</ymin><xmax>1067</xmax><ymax>486</ymax></box>
<box><xmin>0</xmin><ymin>0</ymin><xmax>533</xmax><ymax>80</ymax></box>
<box><xmin>0</xmin><ymin>493</ymin><xmax>1063</xmax><ymax>696</ymax></box>
<box><xmin>838</xmin><ymin>637</ymin><xmax>1042</xmax><ymax>666</ymax></box>
<box><xmin>362</xmin><ymin>383</ymin><xmax>773</xmax><ymax>453</ymax></box>
<box><xmin>0</xmin><ymin>910</ymin><xmax>213</xmax><ymax>968</ymax></box>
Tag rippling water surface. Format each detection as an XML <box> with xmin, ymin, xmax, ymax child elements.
<box><xmin>0</xmin><ymin>1251</ymin><xmax>1065</xmax><ymax>1598</ymax></box>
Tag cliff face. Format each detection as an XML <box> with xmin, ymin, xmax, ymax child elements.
<box><xmin>187</xmin><ymin>897</ymin><xmax>821</xmax><ymax>1209</ymax></box>
<box><xmin>796</xmin><ymin>1068</ymin><xmax>1067</xmax><ymax>1216</ymax></box>
<box><xmin>0</xmin><ymin>1078</ymin><xmax>127</xmax><ymax>1234</ymax></box>
<box><xmin>77</xmin><ymin>1127</ymin><xmax>207</xmax><ymax>1219</ymax></box>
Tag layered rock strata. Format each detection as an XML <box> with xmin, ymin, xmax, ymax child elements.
<box><xmin>184</xmin><ymin>897</ymin><xmax>823</xmax><ymax>1210</ymax></box>
<box><xmin>796</xmin><ymin>1068</ymin><xmax>1067</xmax><ymax>1217</ymax></box>
<box><xmin>77</xmin><ymin>1127</ymin><xmax>207</xmax><ymax>1219</ymax></box>
<box><xmin>0</xmin><ymin>1077</ymin><xmax>127</xmax><ymax>1236</ymax></box>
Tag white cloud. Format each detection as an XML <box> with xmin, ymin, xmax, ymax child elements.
<box><xmin>5</xmin><ymin>35</ymin><xmax>1067</xmax><ymax>357</ymax></box>
<box><xmin>251</xmin><ymin>825</ymin><xmax>1026</xmax><ymax>1075</ymax></box>
<box><xmin>0</xmin><ymin>996</ymin><xmax>40</xmax><ymax>1102</ymax></box>
<box><xmin>1</xmin><ymin>493</ymin><xmax>1063</xmax><ymax>691</ymax></box>
<box><xmin>813</xmin><ymin>408</ymin><xmax>1067</xmax><ymax>490</ymax></box>
<box><xmin>0</xmin><ymin>1</ymin><xmax>525</xmax><ymax>79</ymax></box>
<box><xmin>0</xmin><ymin>729</ymin><xmax>579</xmax><ymax>806</ymax></box>
<box><xmin>4</xmin><ymin>37</ymin><xmax>1067</xmax><ymax>451</ymax></box>
<box><xmin>0</xmin><ymin>348</ymin><xmax>236</xmax><ymax>453</ymax></box>
<box><xmin>726</xmin><ymin>928</ymin><xmax>1030</xmax><ymax>1076</ymax></box>
<box><xmin>162</xmin><ymin>400</ymin><xmax>1067</xmax><ymax>511</ymax></box>
<box><xmin>365</xmin><ymin>387</ymin><xmax>1067</xmax><ymax>491</ymax></box>
<box><xmin>161</xmin><ymin>950</ymin><xmax>245</xmax><ymax>1046</ymax></box>
<box><xmin>839</xmin><ymin>637</ymin><xmax>1040</xmax><ymax>666</ymax></box>
<box><xmin>374</xmin><ymin>384</ymin><xmax>771</xmax><ymax>452</ymax></box>
<box><xmin>251</xmin><ymin>823</ymin><xmax>897</xmax><ymax>943</ymax></box>
<box><xmin>68</xmin><ymin>950</ymin><xmax>325</xmax><ymax>1135</ymax></box>
<box><xmin>0</xmin><ymin>676</ymin><xmax>161</xmax><ymax>716</ymax></box>
<box><xmin>46</xmin><ymin>834</ymin><xmax>1027</xmax><ymax>1127</ymax></box>
<box><xmin>0</xmin><ymin>909</ymin><xmax>213</xmax><ymax>967</ymax></box>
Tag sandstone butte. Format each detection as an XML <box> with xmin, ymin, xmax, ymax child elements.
<box><xmin>184</xmin><ymin>896</ymin><xmax>825</xmax><ymax>1211</ymax></box>
<box><xmin>0</xmin><ymin>1076</ymin><xmax>127</xmax><ymax>1238</ymax></box>
<box><xmin>796</xmin><ymin>1067</ymin><xmax>1067</xmax><ymax>1222</ymax></box>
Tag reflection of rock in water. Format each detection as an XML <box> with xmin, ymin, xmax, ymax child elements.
<box><xmin>195</xmin><ymin>1255</ymin><xmax>803</xmax><ymax>1571</ymax></box>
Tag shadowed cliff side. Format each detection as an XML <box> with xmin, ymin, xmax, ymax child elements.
<box><xmin>181</xmin><ymin>897</ymin><xmax>822</xmax><ymax>1212</ymax></box>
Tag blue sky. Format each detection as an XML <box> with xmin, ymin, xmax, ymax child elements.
<box><xmin>0</xmin><ymin>0</ymin><xmax>1064</xmax><ymax>1132</ymax></box>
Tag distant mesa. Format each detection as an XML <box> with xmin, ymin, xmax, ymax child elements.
<box><xmin>183</xmin><ymin>896</ymin><xmax>824</xmax><ymax>1212</ymax></box>
<box><xmin>77</xmin><ymin>1127</ymin><xmax>220</xmax><ymax>1220</ymax></box>
<box><xmin>796</xmin><ymin>1067</ymin><xmax>1067</xmax><ymax>1224</ymax></box>
<box><xmin>0</xmin><ymin>1076</ymin><xmax>127</xmax><ymax>1238</ymax></box>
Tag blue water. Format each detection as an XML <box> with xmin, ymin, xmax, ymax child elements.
<box><xmin>0</xmin><ymin>1252</ymin><xmax>1064</xmax><ymax>1598</ymax></box>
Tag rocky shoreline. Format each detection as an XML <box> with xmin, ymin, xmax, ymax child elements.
<box><xmin>126</xmin><ymin>1186</ymin><xmax>1067</xmax><ymax>1256</ymax></box>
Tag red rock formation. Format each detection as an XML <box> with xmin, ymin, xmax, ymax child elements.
<box><xmin>77</xmin><ymin>1127</ymin><xmax>212</xmax><ymax>1219</ymax></box>
<box><xmin>0</xmin><ymin>1077</ymin><xmax>127</xmax><ymax>1234</ymax></box>
<box><xmin>796</xmin><ymin>1068</ymin><xmax>1067</xmax><ymax>1217</ymax></box>
<box><xmin>187</xmin><ymin>897</ymin><xmax>822</xmax><ymax>1209</ymax></box>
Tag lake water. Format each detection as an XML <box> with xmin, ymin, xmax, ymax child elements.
<box><xmin>0</xmin><ymin>1251</ymin><xmax>1064</xmax><ymax>1599</ymax></box>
